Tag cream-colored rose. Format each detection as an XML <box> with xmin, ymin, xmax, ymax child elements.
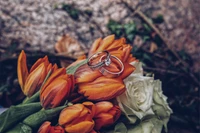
<box><xmin>117</xmin><ymin>74</ymin><xmax>154</xmax><ymax>123</ymax></box>
<box><xmin>117</xmin><ymin>61</ymin><xmax>172</xmax><ymax>128</ymax></box>
<box><xmin>127</xmin><ymin>117</ymin><xmax>164</xmax><ymax>133</ymax></box>
<box><xmin>152</xmin><ymin>80</ymin><xmax>173</xmax><ymax>132</ymax></box>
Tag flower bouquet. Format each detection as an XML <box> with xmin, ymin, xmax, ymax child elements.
<box><xmin>0</xmin><ymin>35</ymin><xmax>172</xmax><ymax>133</ymax></box>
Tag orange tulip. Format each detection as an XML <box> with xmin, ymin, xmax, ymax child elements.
<box><xmin>38</xmin><ymin>121</ymin><xmax>65</xmax><ymax>133</ymax></box>
<box><xmin>76</xmin><ymin>35</ymin><xmax>135</xmax><ymax>82</ymax></box>
<box><xmin>78</xmin><ymin>76</ymin><xmax>125</xmax><ymax>101</ymax></box>
<box><xmin>93</xmin><ymin>101</ymin><xmax>121</xmax><ymax>130</ymax></box>
<box><xmin>40</xmin><ymin>68</ymin><xmax>74</xmax><ymax>109</ymax></box>
<box><xmin>59</xmin><ymin>102</ymin><xmax>95</xmax><ymax>133</ymax></box>
<box><xmin>17</xmin><ymin>50</ymin><xmax>56</xmax><ymax>97</ymax></box>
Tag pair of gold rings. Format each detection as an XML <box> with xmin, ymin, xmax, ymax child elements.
<box><xmin>87</xmin><ymin>50</ymin><xmax>124</xmax><ymax>78</ymax></box>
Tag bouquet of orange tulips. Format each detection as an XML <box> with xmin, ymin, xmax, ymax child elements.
<box><xmin>0</xmin><ymin>35</ymin><xmax>172</xmax><ymax>133</ymax></box>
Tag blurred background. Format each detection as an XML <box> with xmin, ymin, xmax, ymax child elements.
<box><xmin>0</xmin><ymin>0</ymin><xmax>199</xmax><ymax>132</ymax></box>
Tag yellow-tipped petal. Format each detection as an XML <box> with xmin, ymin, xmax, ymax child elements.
<box><xmin>65</xmin><ymin>120</ymin><xmax>94</xmax><ymax>133</ymax></box>
<box><xmin>78</xmin><ymin>77</ymin><xmax>125</xmax><ymax>100</ymax></box>
<box><xmin>17</xmin><ymin>50</ymin><xmax>28</xmax><ymax>91</ymax></box>
<box><xmin>88</xmin><ymin>38</ymin><xmax>102</xmax><ymax>56</ymax></box>
<box><xmin>59</xmin><ymin>104</ymin><xmax>84</xmax><ymax>125</ymax></box>
<box><xmin>95</xmin><ymin>101</ymin><xmax>113</xmax><ymax>115</ymax></box>
<box><xmin>24</xmin><ymin>63</ymin><xmax>46</xmax><ymax>97</ymax></box>
<box><xmin>97</xmin><ymin>35</ymin><xmax>115</xmax><ymax>52</ymax></box>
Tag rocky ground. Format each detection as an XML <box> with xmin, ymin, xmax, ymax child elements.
<box><xmin>0</xmin><ymin>0</ymin><xmax>199</xmax><ymax>71</ymax></box>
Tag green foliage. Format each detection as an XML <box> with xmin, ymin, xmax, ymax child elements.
<box><xmin>107</xmin><ymin>20</ymin><xmax>153</xmax><ymax>43</ymax></box>
<box><xmin>61</xmin><ymin>4</ymin><xmax>80</xmax><ymax>20</ymax></box>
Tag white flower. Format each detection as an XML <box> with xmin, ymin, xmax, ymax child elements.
<box><xmin>117</xmin><ymin>62</ymin><xmax>154</xmax><ymax>123</ymax></box>
<box><xmin>127</xmin><ymin>117</ymin><xmax>164</xmax><ymax>133</ymax></box>
<box><xmin>117</xmin><ymin>61</ymin><xmax>172</xmax><ymax>128</ymax></box>
<box><xmin>152</xmin><ymin>80</ymin><xmax>173</xmax><ymax>132</ymax></box>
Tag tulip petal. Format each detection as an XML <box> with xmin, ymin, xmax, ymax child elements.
<box><xmin>24</xmin><ymin>63</ymin><xmax>46</xmax><ymax>97</ymax></box>
<box><xmin>40</xmin><ymin>68</ymin><xmax>66</xmax><ymax>95</ymax></box>
<box><xmin>38</xmin><ymin>121</ymin><xmax>51</xmax><ymax>133</ymax></box>
<box><xmin>108</xmin><ymin>106</ymin><xmax>121</xmax><ymax>122</ymax></box>
<box><xmin>94</xmin><ymin>113</ymin><xmax>113</xmax><ymax>130</ymax></box>
<box><xmin>17</xmin><ymin>50</ymin><xmax>28</xmax><ymax>91</ymax></box>
<box><xmin>95</xmin><ymin>102</ymin><xmax>113</xmax><ymax>115</ymax></box>
<box><xmin>75</xmin><ymin>64</ymin><xmax>102</xmax><ymax>83</ymax></box>
<box><xmin>78</xmin><ymin>77</ymin><xmax>125</xmax><ymax>100</ymax></box>
<box><xmin>106</xmin><ymin>38</ymin><xmax>125</xmax><ymax>51</ymax></box>
<box><xmin>97</xmin><ymin>35</ymin><xmax>115</xmax><ymax>52</ymax></box>
<box><xmin>83</xmin><ymin>102</ymin><xmax>96</xmax><ymax>117</ymax></box>
<box><xmin>59</xmin><ymin>104</ymin><xmax>84</xmax><ymax>125</ymax></box>
<box><xmin>119</xmin><ymin>62</ymin><xmax>135</xmax><ymax>79</ymax></box>
<box><xmin>41</xmin><ymin>78</ymin><xmax>70</xmax><ymax>109</ymax></box>
<box><xmin>65</xmin><ymin>120</ymin><xmax>94</xmax><ymax>133</ymax></box>
<box><xmin>88</xmin><ymin>38</ymin><xmax>102</xmax><ymax>56</ymax></box>
<box><xmin>30</xmin><ymin>56</ymin><xmax>49</xmax><ymax>73</ymax></box>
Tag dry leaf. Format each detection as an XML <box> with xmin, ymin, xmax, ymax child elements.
<box><xmin>150</xmin><ymin>42</ymin><xmax>158</xmax><ymax>53</ymax></box>
<box><xmin>55</xmin><ymin>34</ymin><xmax>86</xmax><ymax>67</ymax></box>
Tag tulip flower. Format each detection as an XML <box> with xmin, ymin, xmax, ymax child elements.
<box><xmin>38</xmin><ymin>121</ymin><xmax>65</xmax><ymax>133</ymax></box>
<box><xmin>59</xmin><ymin>102</ymin><xmax>95</xmax><ymax>133</ymax></box>
<box><xmin>17</xmin><ymin>50</ymin><xmax>56</xmax><ymax>97</ymax></box>
<box><xmin>93</xmin><ymin>101</ymin><xmax>121</xmax><ymax>130</ymax></box>
<box><xmin>40</xmin><ymin>68</ymin><xmax>75</xmax><ymax>109</ymax></box>
<box><xmin>78</xmin><ymin>76</ymin><xmax>125</xmax><ymax>101</ymax></box>
<box><xmin>66</xmin><ymin>35</ymin><xmax>136</xmax><ymax>100</ymax></box>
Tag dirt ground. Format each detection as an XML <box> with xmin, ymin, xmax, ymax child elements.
<box><xmin>0</xmin><ymin>0</ymin><xmax>199</xmax><ymax>132</ymax></box>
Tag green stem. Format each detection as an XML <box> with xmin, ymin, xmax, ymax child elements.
<box><xmin>22</xmin><ymin>91</ymin><xmax>40</xmax><ymax>104</ymax></box>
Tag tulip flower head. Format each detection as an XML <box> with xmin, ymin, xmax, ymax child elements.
<box><xmin>59</xmin><ymin>102</ymin><xmax>95</xmax><ymax>133</ymax></box>
<box><xmin>93</xmin><ymin>101</ymin><xmax>121</xmax><ymax>130</ymax></box>
<box><xmin>73</xmin><ymin>35</ymin><xmax>136</xmax><ymax>101</ymax></box>
<box><xmin>38</xmin><ymin>121</ymin><xmax>65</xmax><ymax>133</ymax></box>
<box><xmin>40</xmin><ymin>68</ymin><xmax>75</xmax><ymax>109</ymax></box>
<box><xmin>17</xmin><ymin>50</ymin><xmax>56</xmax><ymax>97</ymax></box>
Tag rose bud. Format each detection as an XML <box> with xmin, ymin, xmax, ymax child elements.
<box><xmin>17</xmin><ymin>50</ymin><xmax>56</xmax><ymax>97</ymax></box>
<box><xmin>59</xmin><ymin>102</ymin><xmax>95</xmax><ymax>133</ymax></box>
<box><xmin>93</xmin><ymin>101</ymin><xmax>121</xmax><ymax>130</ymax></box>
<box><xmin>38</xmin><ymin>121</ymin><xmax>65</xmax><ymax>133</ymax></box>
<box><xmin>40</xmin><ymin>68</ymin><xmax>75</xmax><ymax>109</ymax></box>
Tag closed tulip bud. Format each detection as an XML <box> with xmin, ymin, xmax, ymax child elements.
<box><xmin>93</xmin><ymin>101</ymin><xmax>121</xmax><ymax>130</ymax></box>
<box><xmin>40</xmin><ymin>68</ymin><xmax>75</xmax><ymax>109</ymax></box>
<box><xmin>17</xmin><ymin>50</ymin><xmax>54</xmax><ymax>97</ymax></box>
<box><xmin>78</xmin><ymin>77</ymin><xmax>125</xmax><ymax>101</ymax></box>
<box><xmin>38</xmin><ymin>121</ymin><xmax>65</xmax><ymax>133</ymax></box>
<box><xmin>59</xmin><ymin>102</ymin><xmax>95</xmax><ymax>133</ymax></box>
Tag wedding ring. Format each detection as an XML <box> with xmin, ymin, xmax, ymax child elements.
<box><xmin>99</xmin><ymin>55</ymin><xmax>124</xmax><ymax>78</ymax></box>
<box><xmin>87</xmin><ymin>50</ymin><xmax>111</xmax><ymax>70</ymax></box>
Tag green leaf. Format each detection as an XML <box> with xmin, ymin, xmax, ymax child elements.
<box><xmin>23</xmin><ymin>106</ymin><xmax>66</xmax><ymax>130</ymax></box>
<box><xmin>0</xmin><ymin>102</ymin><xmax>42</xmax><ymax>132</ymax></box>
<box><xmin>114</xmin><ymin>122</ymin><xmax>127</xmax><ymax>133</ymax></box>
<box><xmin>124</xmin><ymin>22</ymin><xmax>136</xmax><ymax>35</ymax></box>
<box><xmin>127</xmin><ymin>117</ymin><xmax>163</xmax><ymax>133</ymax></box>
<box><xmin>66</xmin><ymin>59</ymin><xmax>88</xmax><ymax>74</ymax></box>
<box><xmin>6</xmin><ymin>123</ymin><xmax>32</xmax><ymax>133</ymax></box>
<box><xmin>143</xmin><ymin>24</ymin><xmax>152</xmax><ymax>33</ymax></box>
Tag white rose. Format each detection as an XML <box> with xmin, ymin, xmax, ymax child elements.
<box><xmin>117</xmin><ymin>73</ymin><xmax>154</xmax><ymax>123</ymax></box>
<box><xmin>127</xmin><ymin>117</ymin><xmax>164</xmax><ymax>133</ymax></box>
<box><xmin>152</xmin><ymin>80</ymin><xmax>173</xmax><ymax>132</ymax></box>
<box><xmin>117</xmin><ymin>61</ymin><xmax>172</xmax><ymax>128</ymax></box>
